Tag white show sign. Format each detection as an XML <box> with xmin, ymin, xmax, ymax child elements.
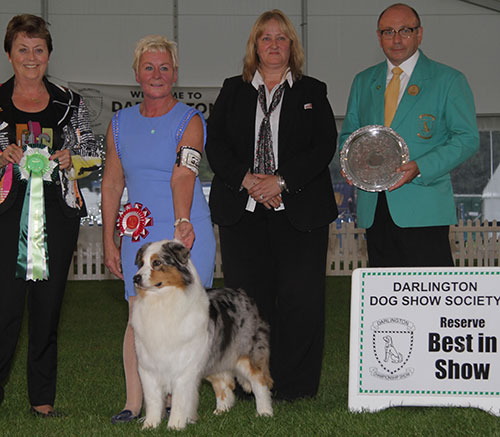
<box><xmin>349</xmin><ymin>267</ymin><xmax>500</xmax><ymax>416</ymax></box>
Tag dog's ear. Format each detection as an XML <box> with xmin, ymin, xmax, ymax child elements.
<box><xmin>164</xmin><ymin>240</ymin><xmax>190</xmax><ymax>265</ymax></box>
<box><xmin>135</xmin><ymin>242</ymin><xmax>152</xmax><ymax>267</ymax></box>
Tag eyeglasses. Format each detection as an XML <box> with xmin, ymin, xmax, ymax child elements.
<box><xmin>378</xmin><ymin>26</ymin><xmax>420</xmax><ymax>40</ymax></box>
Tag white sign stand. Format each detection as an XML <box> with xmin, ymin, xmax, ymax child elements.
<box><xmin>349</xmin><ymin>267</ymin><xmax>500</xmax><ymax>416</ymax></box>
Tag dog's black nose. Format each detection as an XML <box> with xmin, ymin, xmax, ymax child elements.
<box><xmin>133</xmin><ymin>274</ymin><xmax>141</xmax><ymax>284</ymax></box>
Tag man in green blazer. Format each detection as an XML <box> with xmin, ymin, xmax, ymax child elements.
<box><xmin>339</xmin><ymin>3</ymin><xmax>479</xmax><ymax>267</ymax></box>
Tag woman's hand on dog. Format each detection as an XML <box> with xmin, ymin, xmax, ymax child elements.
<box><xmin>174</xmin><ymin>221</ymin><xmax>195</xmax><ymax>250</ymax></box>
<box><xmin>104</xmin><ymin>241</ymin><xmax>124</xmax><ymax>280</ymax></box>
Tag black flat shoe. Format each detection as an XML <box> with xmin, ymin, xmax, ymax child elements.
<box><xmin>111</xmin><ymin>409</ymin><xmax>138</xmax><ymax>424</ymax></box>
<box><xmin>30</xmin><ymin>407</ymin><xmax>65</xmax><ymax>418</ymax></box>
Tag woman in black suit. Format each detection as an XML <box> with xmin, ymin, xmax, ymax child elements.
<box><xmin>206</xmin><ymin>9</ymin><xmax>338</xmax><ymax>401</ymax></box>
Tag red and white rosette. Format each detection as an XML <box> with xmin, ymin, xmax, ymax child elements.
<box><xmin>117</xmin><ymin>202</ymin><xmax>153</xmax><ymax>242</ymax></box>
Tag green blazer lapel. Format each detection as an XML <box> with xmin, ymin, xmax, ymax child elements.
<box><xmin>391</xmin><ymin>51</ymin><xmax>432</xmax><ymax>130</ymax></box>
<box><xmin>370</xmin><ymin>63</ymin><xmax>387</xmax><ymax>126</ymax></box>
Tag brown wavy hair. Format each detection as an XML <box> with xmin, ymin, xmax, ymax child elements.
<box><xmin>242</xmin><ymin>9</ymin><xmax>304</xmax><ymax>82</ymax></box>
<box><xmin>4</xmin><ymin>14</ymin><xmax>53</xmax><ymax>54</ymax></box>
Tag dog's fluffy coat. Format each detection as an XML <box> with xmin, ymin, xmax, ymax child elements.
<box><xmin>132</xmin><ymin>240</ymin><xmax>273</xmax><ymax>430</ymax></box>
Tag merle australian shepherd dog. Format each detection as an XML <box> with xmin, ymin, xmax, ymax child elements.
<box><xmin>131</xmin><ymin>239</ymin><xmax>273</xmax><ymax>430</ymax></box>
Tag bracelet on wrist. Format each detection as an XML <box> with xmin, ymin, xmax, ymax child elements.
<box><xmin>174</xmin><ymin>218</ymin><xmax>191</xmax><ymax>228</ymax></box>
<box><xmin>276</xmin><ymin>173</ymin><xmax>288</xmax><ymax>193</ymax></box>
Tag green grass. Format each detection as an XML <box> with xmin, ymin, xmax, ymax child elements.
<box><xmin>1</xmin><ymin>277</ymin><xmax>498</xmax><ymax>436</ymax></box>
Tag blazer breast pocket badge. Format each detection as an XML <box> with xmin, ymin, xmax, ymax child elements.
<box><xmin>417</xmin><ymin>114</ymin><xmax>435</xmax><ymax>139</ymax></box>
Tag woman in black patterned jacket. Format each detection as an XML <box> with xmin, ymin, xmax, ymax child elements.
<box><xmin>0</xmin><ymin>14</ymin><xmax>100</xmax><ymax>417</ymax></box>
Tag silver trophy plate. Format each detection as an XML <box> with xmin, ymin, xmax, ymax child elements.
<box><xmin>340</xmin><ymin>125</ymin><xmax>409</xmax><ymax>192</ymax></box>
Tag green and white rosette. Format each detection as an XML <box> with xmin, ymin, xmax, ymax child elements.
<box><xmin>16</xmin><ymin>145</ymin><xmax>58</xmax><ymax>281</ymax></box>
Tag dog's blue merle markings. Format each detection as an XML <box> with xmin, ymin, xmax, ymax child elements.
<box><xmin>159</xmin><ymin>241</ymin><xmax>193</xmax><ymax>285</ymax></box>
<box><xmin>205</xmin><ymin>287</ymin><xmax>270</xmax><ymax>366</ymax></box>
<box><xmin>256</xmin><ymin>327</ymin><xmax>269</xmax><ymax>351</ymax></box>
<box><xmin>135</xmin><ymin>241</ymin><xmax>194</xmax><ymax>285</ymax></box>
<box><xmin>208</xmin><ymin>288</ymin><xmax>239</xmax><ymax>354</ymax></box>
<box><xmin>134</xmin><ymin>242</ymin><xmax>151</xmax><ymax>268</ymax></box>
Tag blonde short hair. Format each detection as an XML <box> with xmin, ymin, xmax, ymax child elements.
<box><xmin>132</xmin><ymin>35</ymin><xmax>178</xmax><ymax>74</ymax></box>
<box><xmin>242</xmin><ymin>9</ymin><xmax>304</xmax><ymax>82</ymax></box>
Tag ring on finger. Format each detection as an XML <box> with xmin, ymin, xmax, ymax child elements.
<box><xmin>260</xmin><ymin>194</ymin><xmax>264</xmax><ymax>200</ymax></box>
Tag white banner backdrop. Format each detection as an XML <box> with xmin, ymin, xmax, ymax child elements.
<box><xmin>68</xmin><ymin>82</ymin><xmax>221</xmax><ymax>135</ymax></box>
<box><xmin>349</xmin><ymin>267</ymin><xmax>500</xmax><ymax>416</ymax></box>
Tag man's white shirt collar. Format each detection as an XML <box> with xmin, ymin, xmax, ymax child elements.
<box><xmin>386</xmin><ymin>50</ymin><xmax>420</xmax><ymax>80</ymax></box>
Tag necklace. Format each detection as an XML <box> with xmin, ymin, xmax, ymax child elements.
<box><xmin>31</xmin><ymin>93</ymin><xmax>44</xmax><ymax>103</ymax></box>
<box><xmin>141</xmin><ymin>96</ymin><xmax>176</xmax><ymax>135</ymax></box>
<box><xmin>29</xmin><ymin>88</ymin><xmax>44</xmax><ymax>103</ymax></box>
<box><xmin>14</xmin><ymin>86</ymin><xmax>46</xmax><ymax>105</ymax></box>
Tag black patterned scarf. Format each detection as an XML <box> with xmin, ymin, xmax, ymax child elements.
<box><xmin>253</xmin><ymin>83</ymin><xmax>286</xmax><ymax>174</ymax></box>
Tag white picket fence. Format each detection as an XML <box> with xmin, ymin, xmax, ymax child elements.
<box><xmin>67</xmin><ymin>220</ymin><xmax>500</xmax><ymax>280</ymax></box>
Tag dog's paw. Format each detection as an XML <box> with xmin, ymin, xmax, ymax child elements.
<box><xmin>142</xmin><ymin>418</ymin><xmax>161</xmax><ymax>429</ymax></box>
<box><xmin>257</xmin><ymin>407</ymin><xmax>273</xmax><ymax>417</ymax></box>
<box><xmin>167</xmin><ymin>423</ymin><xmax>187</xmax><ymax>430</ymax></box>
<box><xmin>258</xmin><ymin>411</ymin><xmax>273</xmax><ymax>417</ymax></box>
<box><xmin>213</xmin><ymin>407</ymin><xmax>230</xmax><ymax>415</ymax></box>
<box><xmin>167</xmin><ymin>417</ymin><xmax>188</xmax><ymax>430</ymax></box>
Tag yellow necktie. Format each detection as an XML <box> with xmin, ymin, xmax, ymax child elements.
<box><xmin>384</xmin><ymin>66</ymin><xmax>403</xmax><ymax>127</ymax></box>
